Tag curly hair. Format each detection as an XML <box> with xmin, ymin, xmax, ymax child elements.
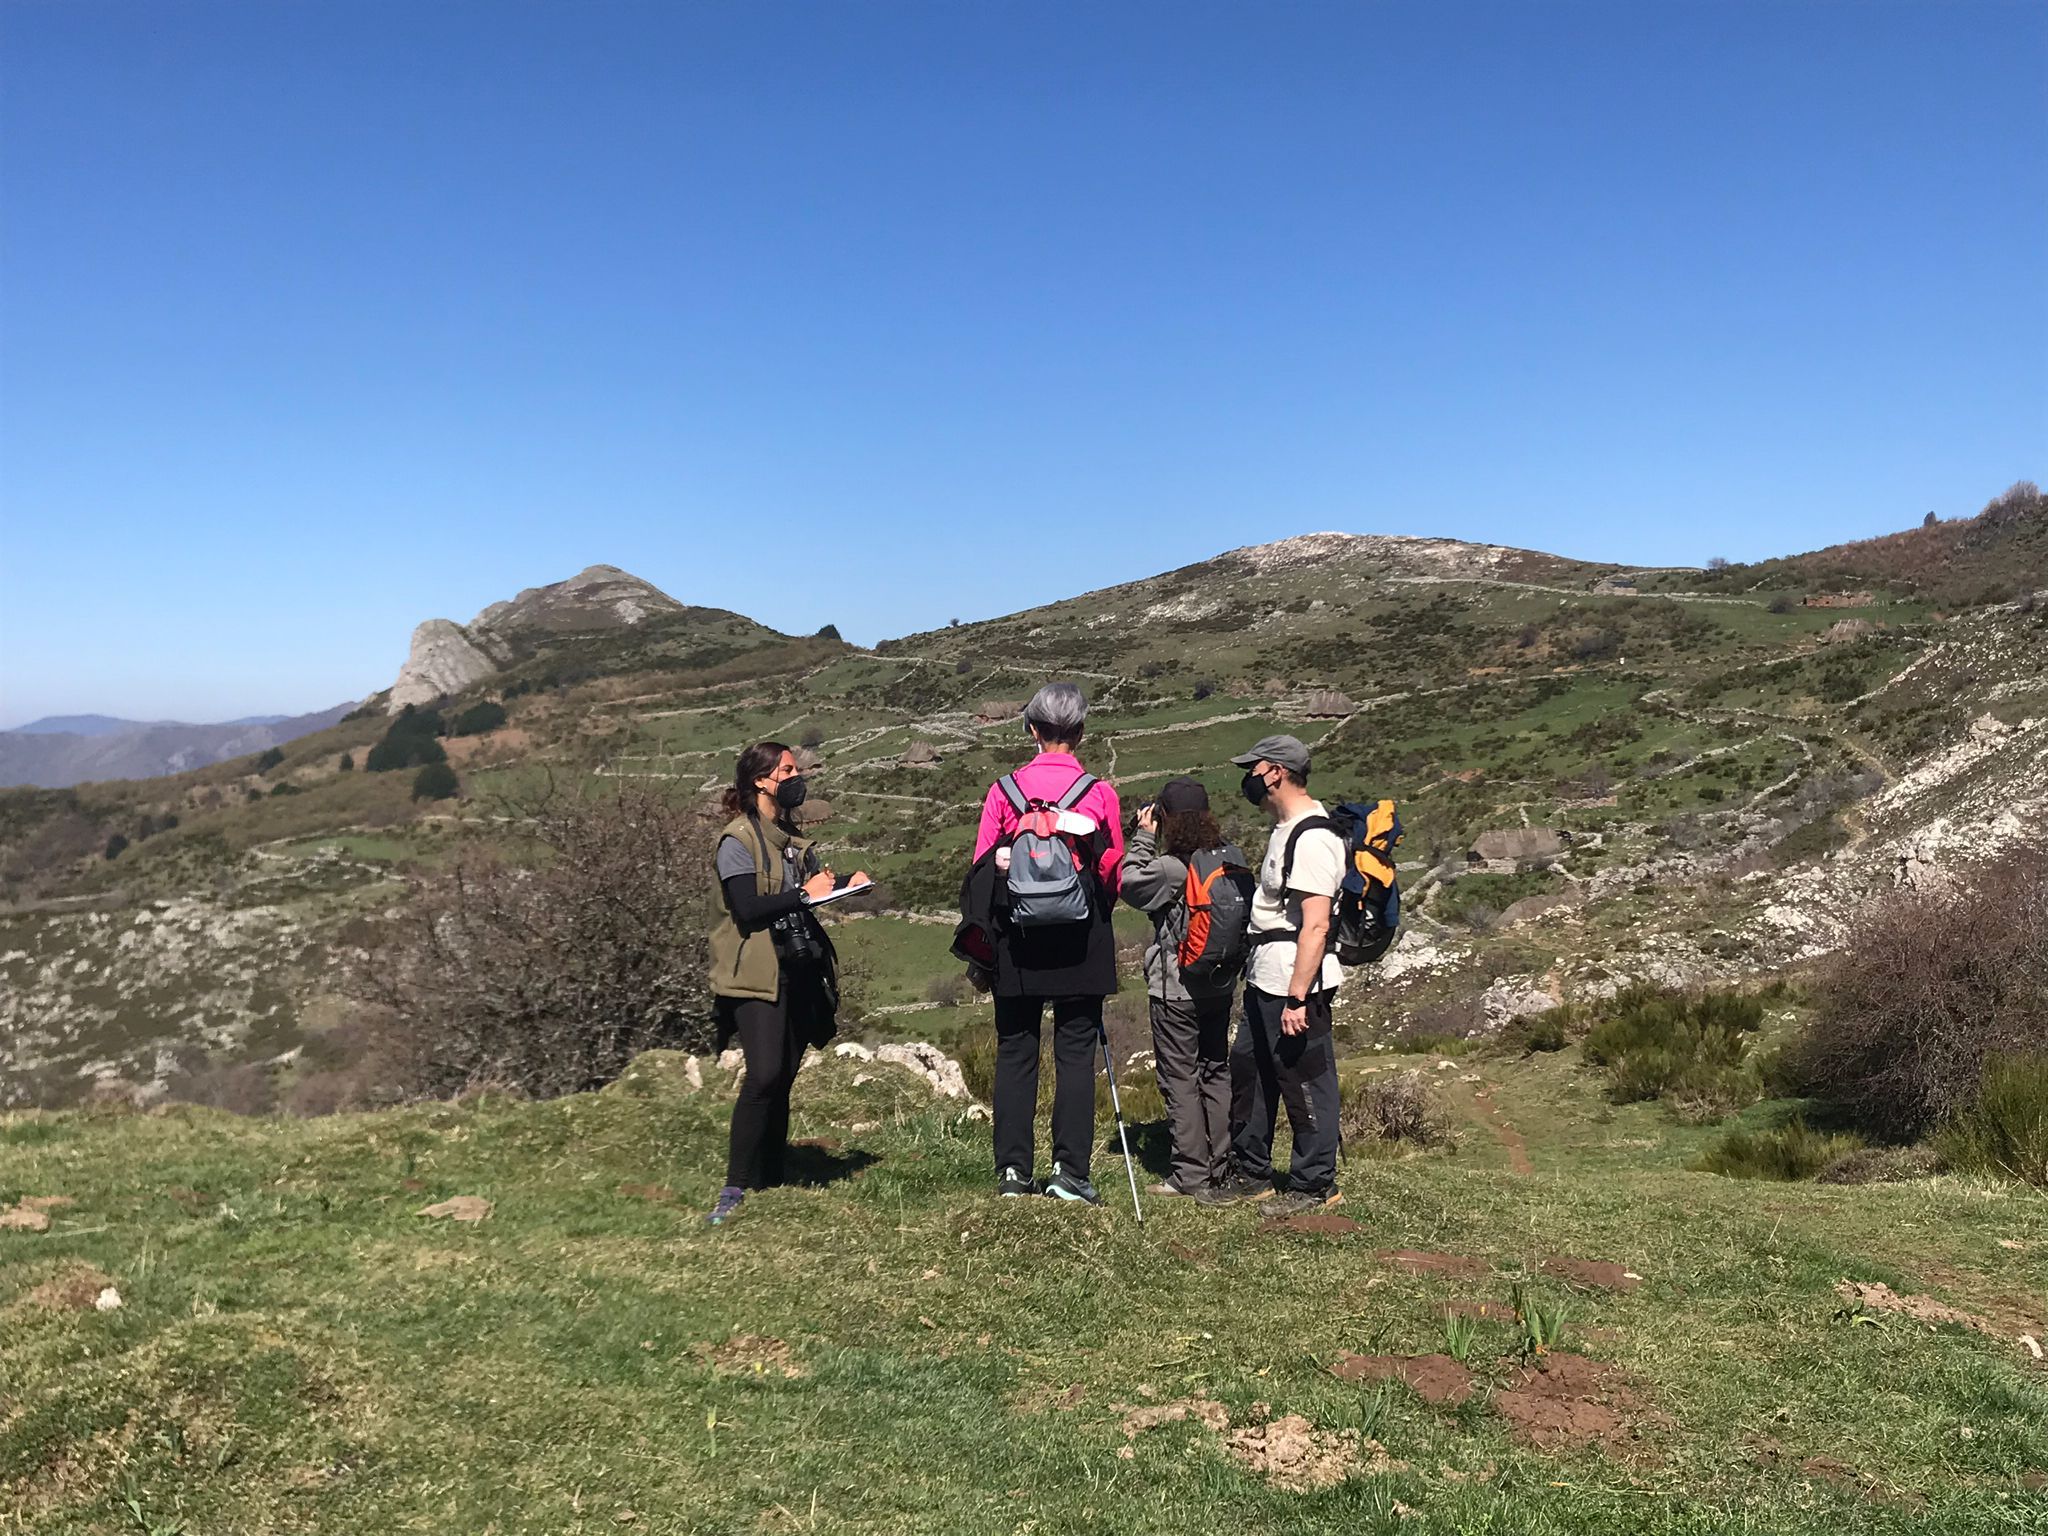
<box><xmin>1159</xmin><ymin>807</ymin><xmax>1223</xmax><ymax>861</ymax></box>
<box><xmin>721</xmin><ymin>740</ymin><xmax>793</xmax><ymax>821</ymax></box>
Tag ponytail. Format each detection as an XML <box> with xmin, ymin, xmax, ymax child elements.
<box><xmin>722</xmin><ymin>741</ymin><xmax>793</xmax><ymax>820</ymax></box>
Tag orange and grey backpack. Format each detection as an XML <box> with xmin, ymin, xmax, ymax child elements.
<box><xmin>1175</xmin><ymin>842</ymin><xmax>1255</xmax><ymax>988</ymax></box>
<box><xmin>1276</xmin><ymin>798</ymin><xmax>1404</xmax><ymax>966</ymax></box>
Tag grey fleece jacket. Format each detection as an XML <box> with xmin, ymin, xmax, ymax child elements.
<box><xmin>1120</xmin><ymin>827</ymin><xmax>1237</xmax><ymax>1003</ymax></box>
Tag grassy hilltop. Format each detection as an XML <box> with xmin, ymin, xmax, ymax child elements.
<box><xmin>2</xmin><ymin>493</ymin><xmax>2047</xmax><ymax>1530</ymax></box>
<box><xmin>3</xmin><ymin>1042</ymin><xmax>2045</xmax><ymax>1533</ymax></box>
<box><xmin>4</xmin><ymin>498</ymin><xmax>2046</xmax><ymax>1107</ymax></box>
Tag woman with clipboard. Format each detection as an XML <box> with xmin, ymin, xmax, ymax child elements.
<box><xmin>705</xmin><ymin>741</ymin><xmax>869</xmax><ymax>1225</ymax></box>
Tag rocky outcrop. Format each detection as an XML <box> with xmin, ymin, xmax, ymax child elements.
<box><xmin>385</xmin><ymin>565</ymin><xmax>686</xmax><ymax>713</ymax></box>
<box><xmin>389</xmin><ymin>620</ymin><xmax>504</xmax><ymax>712</ymax></box>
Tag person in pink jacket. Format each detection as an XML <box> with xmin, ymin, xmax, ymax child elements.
<box><xmin>972</xmin><ymin>682</ymin><xmax>1124</xmax><ymax>1204</ymax></box>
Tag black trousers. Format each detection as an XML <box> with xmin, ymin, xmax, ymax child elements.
<box><xmin>719</xmin><ymin>978</ymin><xmax>821</xmax><ymax>1190</ymax></box>
<box><xmin>992</xmin><ymin>995</ymin><xmax>1101</xmax><ymax>1180</ymax></box>
<box><xmin>1229</xmin><ymin>985</ymin><xmax>1341</xmax><ymax>1193</ymax></box>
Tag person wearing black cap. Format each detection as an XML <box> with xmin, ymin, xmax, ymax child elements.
<box><xmin>1217</xmin><ymin>734</ymin><xmax>1346</xmax><ymax>1210</ymax></box>
<box><xmin>1120</xmin><ymin>777</ymin><xmax>1244</xmax><ymax>1202</ymax></box>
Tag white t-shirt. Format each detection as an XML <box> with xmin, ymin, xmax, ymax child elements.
<box><xmin>1247</xmin><ymin>801</ymin><xmax>1345</xmax><ymax>996</ymax></box>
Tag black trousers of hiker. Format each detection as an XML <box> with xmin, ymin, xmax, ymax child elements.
<box><xmin>1151</xmin><ymin>993</ymin><xmax>1233</xmax><ymax>1189</ymax></box>
<box><xmin>992</xmin><ymin>995</ymin><xmax>1101</xmax><ymax>1180</ymax></box>
<box><xmin>719</xmin><ymin>977</ymin><xmax>821</xmax><ymax>1190</ymax></box>
<box><xmin>1229</xmin><ymin>985</ymin><xmax>1341</xmax><ymax>1193</ymax></box>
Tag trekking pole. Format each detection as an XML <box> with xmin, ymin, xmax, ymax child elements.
<box><xmin>1097</xmin><ymin>1021</ymin><xmax>1144</xmax><ymax>1224</ymax></box>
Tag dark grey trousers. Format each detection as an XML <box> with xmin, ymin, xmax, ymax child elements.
<box><xmin>1151</xmin><ymin>993</ymin><xmax>1233</xmax><ymax>1189</ymax></box>
<box><xmin>1229</xmin><ymin>985</ymin><xmax>1341</xmax><ymax>1193</ymax></box>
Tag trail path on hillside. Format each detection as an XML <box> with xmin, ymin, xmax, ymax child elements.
<box><xmin>1441</xmin><ymin>1075</ymin><xmax>1535</xmax><ymax>1176</ymax></box>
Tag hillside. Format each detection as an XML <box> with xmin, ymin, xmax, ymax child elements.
<box><xmin>2</xmin><ymin>1042</ymin><xmax>2042</xmax><ymax>1533</ymax></box>
<box><xmin>0</xmin><ymin>519</ymin><xmax>2045</xmax><ymax>1111</ymax></box>
<box><xmin>0</xmin><ymin>703</ymin><xmax>357</xmax><ymax>789</ymax></box>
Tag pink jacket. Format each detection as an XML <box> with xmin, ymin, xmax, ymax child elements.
<box><xmin>974</xmin><ymin>752</ymin><xmax>1124</xmax><ymax>896</ymax></box>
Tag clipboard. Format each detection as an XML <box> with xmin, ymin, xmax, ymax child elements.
<box><xmin>802</xmin><ymin>878</ymin><xmax>873</xmax><ymax>909</ymax></box>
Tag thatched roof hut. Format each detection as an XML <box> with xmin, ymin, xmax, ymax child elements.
<box><xmin>792</xmin><ymin>798</ymin><xmax>834</xmax><ymax>827</ymax></box>
<box><xmin>1302</xmin><ymin>689</ymin><xmax>1356</xmax><ymax>719</ymax></box>
<box><xmin>903</xmin><ymin>740</ymin><xmax>940</xmax><ymax>766</ymax></box>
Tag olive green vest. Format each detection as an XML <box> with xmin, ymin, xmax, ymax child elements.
<box><xmin>708</xmin><ymin>814</ymin><xmax>814</xmax><ymax>1002</ymax></box>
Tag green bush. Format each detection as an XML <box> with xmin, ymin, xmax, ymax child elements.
<box><xmin>254</xmin><ymin>746</ymin><xmax>285</xmax><ymax>773</ymax></box>
<box><xmin>103</xmin><ymin>832</ymin><xmax>129</xmax><ymax>861</ymax></box>
<box><xmin>337</xmin><ymin>752</ymin><xmax>354</xmax><ymax>773</ymax></box>
<box><xmin>411</xmin><ymin>762</ymin><xmax>460</xmax><ymax>801</ymax></box>
<box><xmin>1695</xmin><ymin>1116</ymin><xmax>1865</xmax><ymax>1180</ymax></box>
<box><xmin>448</xmin><ymin>701</ymin><xmax>508</xmax><ymax>737</ymax></box>
<box><xmin>1497</xmin><ymin>1009</ymin><xmax>1569</xmax><ymax>1055</ymax></box>
<box><xmin>1939</xmin><ymin>1054</ymin><xmax>2048</xmax><ymax>1188</ymax></box>
<box><xmin>1581</xmin><ymin>984</ymin><xmax>1764</xmax><ymax>1121</ymax></box>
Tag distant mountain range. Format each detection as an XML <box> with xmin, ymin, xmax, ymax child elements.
<box><xmin>0</xmin><ymin>703</ymin><xmax>360</xmax><ymax>788</ymax></box>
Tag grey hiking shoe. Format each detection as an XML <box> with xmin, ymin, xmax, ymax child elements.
<box><xmin>997</xmin><ymin>1166</ymin><xmax>1039</xmax><ymax>1198</ymax></box>
<box><xmin>1044</xmin><ymin>1162</ymin><xmax>1102</xmax><ymax>1205</ymax></box>
<box><xmin>705</xmin><ymin>1185</ymin><xmax>745</xmax><ymax>1225</ymax></box>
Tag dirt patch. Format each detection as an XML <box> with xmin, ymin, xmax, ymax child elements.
<box><xmin>0</xmin><ymin>1204</ymin><xmax>50</xmax><ymax>1232</ymax></box>
<box><xmin>1835</xmin><ymin>1280</ymin><xmax>1989</xmax><ymax>1333</ymax></box>
<box><xmin>415</xmin><ymin>1196</ymin><xmax>492</xmax><ymax>1223</ymax></box>
<box><xmin>616</xmin><ymin>1182</ymin><xmax>676</xmax><ymax>1204</ymax></box>
<box><xmin>1224</xmin><ymin>1415</ymin><xmax>1405</xmax><ymax>1492</ymax></box>
<box><xmin>1258</xmin><ymin>1212</ymin><xmax>1362</xmax><ymax>1237</ymax></box>
<box><xmin>163</xmin><ymin>1185</ymin><xmax>210</xmax><ymax>1211</ymax></box>
<box><xmin>1330</xmin><ymin>1351</ymin><xmax>1473</xmax><ymax>1406</ymax></box>
<box><xmin>1375</xmin><ymin>1249</ymin><xmax>1488</xmax><ymax>1279</ymax></box>
<box><xmin>792</xmin><ymin>1136</ymin><xmax>842</xmax><ymax>1152</ymax></box>
<box><xmin>1119</xmin><ymin>1396</ymin><xmax>1230</xmax><ymax>1437</ymax></box>
<box><xmin>1012</xmin><ymin>1381</ymin><xmax>1087</xmax><ymax>1414</ymax></box>
<box><xmin>1541</xmin><ymin>1257</ymin><xmax>1642</xmax><ymax>1291</ymax></box>
<box><xmin>1492</xmin><ymin>1352</ymin><xmax>1661</xmax><ymax>1454</ymax></box>
<box><xmin>697</xmin><ymin>1333</ymin><xmax>804</xmax><ymax>1379</ymax></box>
<box><xmin>21</xmin><ymin>1263</ymin><xmax>115</xmax><ymax>1311</ymax></box>
<box><xmin>1166</xmin><ymin>1241</ymin><xmax>1215</xmax><ymax>1267</ymax></box>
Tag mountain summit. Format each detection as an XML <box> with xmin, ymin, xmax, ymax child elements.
<box><xmin>388</xmin><ymin>564</ymin><xmax>684</xmax><ymax>711</ymax></box>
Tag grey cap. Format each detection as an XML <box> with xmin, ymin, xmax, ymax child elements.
<box><xmin>1231</xmin><ymin>734</ymin><xmax>1311</xmax><ymax>775</ymax></box>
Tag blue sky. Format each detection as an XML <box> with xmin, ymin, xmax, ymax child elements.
<box><xmin>2</xmin><ymin>1</ymin><xmax>2042</xmax><ymax>726</ymax></box>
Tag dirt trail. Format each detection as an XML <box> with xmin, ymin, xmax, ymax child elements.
<box><xmin>1446</xmin><ymin>1078</ymin><xmax>1534</xmax><ymax>1177</ymax></box>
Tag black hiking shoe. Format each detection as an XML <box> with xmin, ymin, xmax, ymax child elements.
<box><xmin>997</xmin><ymin>1166</ymin><xmax>1040</xmax><ymax>1198</ymax></box>
<box><xmin>1212</xmin><ymin>1170</ymin><xmax>1276</xmax><ymax>1203</ymax></box>
<box><xmin>1265</xmin><ymin>1186</ymin><xmax>1342</xmax><ymax>1216</ymax></box>
<box><xmin>1043</xmin><ymin>1163</ymin><xmax>1102</xmax><ymax>1205</ymax></box>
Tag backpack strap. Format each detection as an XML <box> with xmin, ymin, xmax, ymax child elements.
<box><xmin>1053</xmin><ymin>773</ymin><xmax>1097</xmax><ymax>812</ymax></box>
<box><xmin>995</xmin><ymin>775</ymin><xmax>1028</xmax><ymax>816</ymax></box>
<box><xmin>1280</xmin><ymin>815</ymin><xmax>1339</xmax><ymax>891</ymax></box>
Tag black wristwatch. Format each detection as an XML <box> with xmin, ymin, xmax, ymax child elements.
<box><xmin>1286</xmin><ymin>994</ymin><xmax>1308</xmax><ymax>1009</ymax></box>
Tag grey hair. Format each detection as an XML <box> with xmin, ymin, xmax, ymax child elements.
<box><xmin>1023</xmin><ymin>681</ymin><xmax>1088</xmax><ymax>744</ymax></box>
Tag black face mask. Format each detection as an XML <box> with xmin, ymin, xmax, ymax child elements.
<box><xmin>774</xmin><ymin>776</ymin><xmax>808</xmax><ymax>811</ymax></box>
<box><xmin>1240</xmin><ymin>769</ymin><xmax>1271</xmax><ymax>807</ymax></box>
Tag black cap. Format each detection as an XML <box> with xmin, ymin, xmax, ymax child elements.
<box><xmin>1156</xmin><ymin>777</ymin><xmax>1209</xmax><ymax>814</ymax></box>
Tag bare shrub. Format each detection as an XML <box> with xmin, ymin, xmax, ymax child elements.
<box><xmin>925</xmin><ymin>971</ymin><xmax>971</xmax><ymax>1006</ymax></box>
<box><xmin>163</xmin><ymin>1060</ymin><xmax>278</xmax><ymax>1116</ymax></box>
<box><xmin>345</xmin><ymin>787</ymin><xmax>717</xmax><ymax>1101</ymax></box>
<box><xmin>1788</xmin><ymin>846</ymin><xmax>2048</xmax><ymax>1139</ymax></box>
<box><xmin>1340</xmin><ymin>1070</ymin><xmax>1458</xmax><ymax>1149</ymax></box>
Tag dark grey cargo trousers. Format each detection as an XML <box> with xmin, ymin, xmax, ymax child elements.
<box><xmin>1228</xmin><ymin>985</ymin><xmax>1340</xmax><ymax>1193</ymax></box>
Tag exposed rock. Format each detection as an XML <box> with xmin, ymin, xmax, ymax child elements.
<box><xmin>874</xmin><ymin>1042</ymin><xmax>972</xmax><ymax>1100</ymax></box>
<box><xmin>389</xmin><ymin>619</ymin><xmax>504</xmax><ymax>712</ymax></box>
<box><xmin>1480</xmin><ymin>978</ymin><xmax>1559</xmax><ymax>1032</ymax></box>
<box><xmin>1498</xmin><ymin>890</ymin><xmax>1584</xmax><ymax>928</ymax></box>
<box><xmin>387</xmin><ymin>565</ymin><xmax>685</xmax><ymax>712</ymax></box>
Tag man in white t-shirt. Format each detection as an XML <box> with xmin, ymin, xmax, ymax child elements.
<box><xmin>1216</xmin><ymin>734</ymin><xmax>1345</xmax><ymax>1209</ymax></box>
